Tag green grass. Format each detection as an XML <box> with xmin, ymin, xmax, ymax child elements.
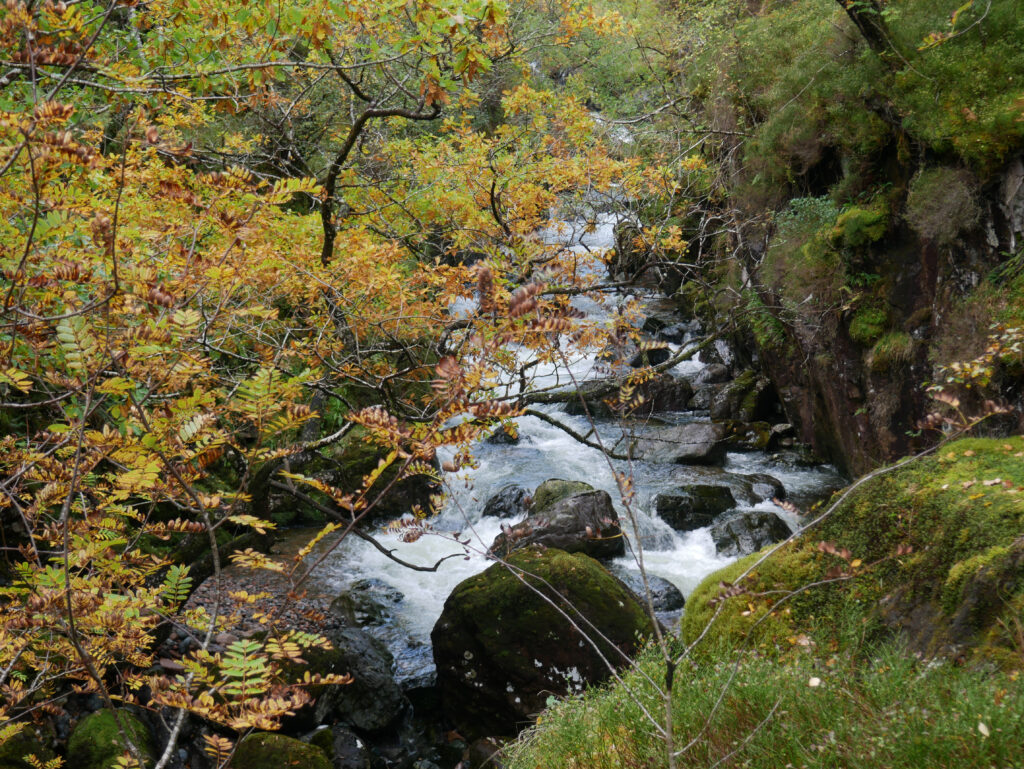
<box><xmin>870</xmin><ymin>331</ymin><xmax>915</xmax><ymax>371</ymax></box>
<box><xmin>507</xmin><ymin>641</ymin><xmax>1024</xmax><ymax>769</ymax></box>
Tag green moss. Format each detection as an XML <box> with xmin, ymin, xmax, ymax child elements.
<box><xmin>681</xmin><ymin>542</ymin><xmax>821</xmax><ymax>654</ymax></box>
<box><xmin>449</xmin><ymin>547</ymin><xmax>655</xmax><ymax>676</ymax></box>
<box><xmin>67</xmin><ymin>710</ymin><xmax>153</xmax><ymax>769</ymax></box>
<box><xmin>0</xmin><ymin>725</ymin><xmax>54</xmax><ymax>769</ymax></box>
<box><xmin>743</xmin><ymin>291</ymin><xmax>787</xmax><ymax>352</ymax></box>
<box><xmin>943</xmin><ymin>545</ymin><xmax>1012</xmax><ymax>614</ymax></box>
<box><xmin>869</xmin><ymin>331</ymin><xmax>914</xmax><ymax>371</ymax></box>
<box><xmin>682</xmin><ymin>437</ymin><xmax>1024</xmax><ymax>661</ymax></box>
<box><xmin>228</xmin><ymin>733</ymin><xmax>331</xmax><ymax>769</ymax></box>
<box><xmin>532</xmin><ymin>479</ymin><xmax>593</xmax><ymax>512</ymax></box>
<box><xmin>849</xmin><ymin>306</ymin><xmax>888</xmax><ymax>346</ymax></box>
<box><xmin>831</xmin><ymin>204</ymin><xmax>888</xmax><ymax>249</ymax></box>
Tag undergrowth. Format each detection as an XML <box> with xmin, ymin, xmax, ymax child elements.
<box><xmin>507</xmin><ymin>640</ymin><xmax>1024</xmax><ymax>769</ymax></box>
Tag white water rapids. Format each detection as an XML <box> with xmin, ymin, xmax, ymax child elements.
<box><xmin>307</xmin><ymin>212</ymin><xmax>845</xmax><ymax>681</ymax></box>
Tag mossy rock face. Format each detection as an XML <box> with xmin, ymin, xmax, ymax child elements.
<box><xmin>532</xmin><ymin>479</ymin><xmax>593</xmax><ymax>513</ymax></box>
<box><xmin>682</xmin><ymin>437</ymin><xmax>1024</xmax><ymax>663</ymax></box>
<box><xmin>228</xmin><ymin>733</ymin><xmax>331</xmax><ymax>769</ymax></box>
<box><xmin>66</xmin><ymin>710</ymin><xmax>154</xmax><ymax>769</ymax></box>
<box><xmin>0</xmin><ymin>724</ymin><xmax>55</xmax><ymax>769</ymax></box>
<box><xmin>432</xmin><ymin>547</ymin><xmax>655</xmax><ymax>741</ymax></box>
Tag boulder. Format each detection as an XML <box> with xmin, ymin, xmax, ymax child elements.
<box><xmin>719</xmin><ymin>421</ymin><xmax>773</xmax><ymax>451</ymax></box>
<box><xmin>489</xmin><ymin>490</ymin><xmax>624</xmax><ymax>560</ymax></box>
<box><xmin>66</xmin><ymin>710</ymin><xmax>153</xmax><ymax>769</ymax></box>
<box><xmin>709</xmin><ymin>372</ymin><xmax>780</xmax><ymax>423</ymax></box>
<box><xmin>687</xmin><ymin>382</ymin><xmax>726</xmax><ymax>411</ymax></box>
<box><xmin>308</xmin><ymin>725</ymin><xmax>373</xmax><ymax>769</ymax></box>
<box><xmin>563</xmin><ymin>374</ymin><xmax>692</xmax><ymax>418</ymax></box>
<box><xmin>532</xmin><ymin>479</ymin><xmax>593</xmax><ymax>512</ymax></box>
<box><xmin>694</xmin><ymin>363</ymin><xmax>730</xmax><ymax>385</ymax></box>
<box><xmin>623</xmin><ymin>423</ymin><xmax>728</xmax><ymax>465</ymax></box>
<box><xmin>654</xmin><ymin>485</ymin><xmax>737</xmax><ymax>531</ymax></box>
<box><xmin>710</xmin><ymin>512</ymin><xmax>792</xmax><ymax>557</ymax></box>
<box><xmin>325</xmin><ymin>427</ymin><xmax>440</xmax><ymax>520</ymax></box>
<box><xmin>485</xmin><ymin>424</ymin><xmax>520</xmax><ymax>445</ymax></box>
<box><xmin>229</xmin><ymin>733</ymin><xmax>331</xmax><ymax>769</ymax></box>
<box><xmin>652</xmin><ymin>469</ymin><xmax>785</xmax><ymax>509</ymax></box>
<box><xmin>628</xmin><ymin>346</ymin><xmax>671</xmax><ymax>368</ymax></box>
<box><xmin>609</xmin><ymin>566</ymin><xmax>686</xmax><ymax>612</ymax></box>
<box><xmin>481</xmin><ymin>484</ymin><xmax>531</xmax><ymax>519</ymax></box>
<box><xmin>329</xmin><ymin>578</ymin><xmax>404</xmax><ymax>626</ymax></box>
<box><xmin>298</xmin><ymin>626</ymin><xmax>406</xmax><ymax>731</ymax></box>
<box><xmin>740</xmin><ymin>473</ymin><xmax>787</xmax><ymax>503</ymax></box>
<box><xmin>432</xmin><ymin>547</ymin><xmax>655</xmax><ymax>740</ymax></box>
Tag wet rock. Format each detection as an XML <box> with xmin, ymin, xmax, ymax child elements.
<box><xmin>362</xmin><ymin>708</ymin><xmax>450</xmax><ymax>769</ymax></box>
<box><xmin>330</xmin><ymin>578</ymin><xmax>404</xmax><ymax>626</ymax></box>
<box><xmin>563</xmin><ymin>374</ymin><xmax>692</xmax><ymax>418</ymax></box>
<box><xmin>623</xmin><ymin>422</ymin><xmax>728</xmax><ymax>465</ymax></box>
<box><xmin>307</xmin><ymin>725</ymin><xmax>373</xmax><ymax>769</ymax></box>
<box><xmin>489</xmin><ymin>489</ymin><xmax>624</xmax><ymax>560</ymax></box>
<box><xmin>628</xmin><ymin>346</ymin><xmax>671</xmax><ymax>368</ymax></box>
<box><xmin>687</xmin><ymin>382</ymin><xmax>726</xmax><ymax>410</ymax></box>
<box><xmin>694</xmin><ymin>363</ymin><xmax>730</xmax><ymax>385</ymax></box>
<box><xmin>532</xmin><ymin>479</ymin><xmax>593</xmax><ymax>512</ymax></box>
<box><xmin>740</xmin><ymin>473</ymin><xmax>787</xmax><ymax>503</ymax></box>
<box><xmin>654</xmin><ymin>485</ymin><xmax>737</xmax><ymax>531</ymax></box>
<box><xmin>481</xmin><ymin>484</ymin><xmax>531</xmax><ymax>519</ymax></box>
<box><xmin>710</xmin><ymin>512</ymin><xmax>792</xmax><ymax>557</ymax></box>
<box><xmin>719</xmin><ymin>421</ymin><xmax>773</xmax><ymax>451</ymax></box>
<box><xmin>228</xmin><ymin>733</ymin><xmax>331</xmax><ymax>769</ymax></box>
<box><xmin>432</xmin><ymin>547</ymin><xmax>655</xmax><ymax>741</ymax></box>
<box><xmin>67</xmin><ymin>710</ymin><xmax>154</xmax><ymax>769</ymax></box>
<box><xmin>656</xmin><ymin>322</ymin><xmax>695</xmax><ymax>345</ymax></box>
<box><xmin>709</xmin><ymin>372</ymin><xmax>779</xmax><ymax>423</ymax></box>
<box><xmin>298</xmin><ymin>626</ymin><xmax>406</xmax><ymax>731</ymax></box>
<box><xmin>485</xmin><ymin>424</ymin><xmax>520</xmax><ymax>445</ymax></box>
<box><xmin>768</xmin><ymin>448</ymin><xmax>825</xmax><ymax>469</ymax></box>
<box><xmin>609</xmin><ymin>566</ymin><xmax>686</xmax><ymax>612</ymax></box>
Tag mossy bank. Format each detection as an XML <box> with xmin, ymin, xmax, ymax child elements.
<box><xmin>506</xmin><ymin>437</ymin><xmax>1024</xmax><ymax>768</ymax></box>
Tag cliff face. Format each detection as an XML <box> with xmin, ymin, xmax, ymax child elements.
<box><xmin>666</xmin><ymin>0</ymin><xmax>1024</xmax><ymax>475</ymax></box>
<box><xmin>758</xmin><ymin>161</ymin><xmax>1024</xmax><ymax>475</ymax></box>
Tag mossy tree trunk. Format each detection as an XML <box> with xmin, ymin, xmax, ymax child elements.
<box><xmin>835</xmin><ymin>0</ymin><xmax>894</xmax><ymax>58</ymax></box>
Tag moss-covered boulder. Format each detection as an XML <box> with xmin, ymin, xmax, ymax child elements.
<box><xmin>709</xmin><ymin>371</ymin><xmax>779</xmax><ymax>423</ymax></box>
<box><xmin>682</xmin><ymin>437</ymin><xmax>1024</xmax><ymax>664</ymax></box>
<box><xmin>432</xmin><ymin>547</ymin><xmax>656</xmax><ymax>740</ymax></box>
<box><xmin>66</xmin><ymin>710</ymin><xmax>154</xmax><ymax>769</ymax></box>
<box><xmin>323</xmin><ymin>426</ymin><xmax>440</xmax><ymax>521</ymax></box>
<box><xmin>228</xmin><ymin>733</ymin><xmax>331</xmax><ymax>769</ymax></box>
<box><xmin>531</xmin><ymin>479</ymin><xmax>593</xmax><ymax>513</ymax></box>
<box><xmin>0</xmin><ymin>724</ymin><xmax>55</xmax><ymax>769</ymax></box>
<box><xmin>489</xmin><ymin>489</ymin><xmax>624</xmax><ymax>559</ymax></box>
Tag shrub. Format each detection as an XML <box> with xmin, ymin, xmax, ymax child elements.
<box><xmin>849</xmin><ymin>306</ymin><xmax>888</xmax><ymax>346</ymax></box>
<box><xmin>905</xmin><ymin>167</ymin><xmax>981</xmax><ymax>246</ymax></box>
<box><xmin>869</xmin><ymin>331</ymin><xmax>914</xmax><ymax>371</ymax></box>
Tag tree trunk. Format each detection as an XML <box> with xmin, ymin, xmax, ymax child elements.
<box><xmin>835</xmin><ymin>0</ymin><xmax>893</xmax><ymax>57</ymax></box>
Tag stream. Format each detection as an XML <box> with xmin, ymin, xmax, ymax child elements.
<box><xmin>306</xmin><ymin>211</ymin><xmax>846</xmax><ymax>686</ymax></box>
